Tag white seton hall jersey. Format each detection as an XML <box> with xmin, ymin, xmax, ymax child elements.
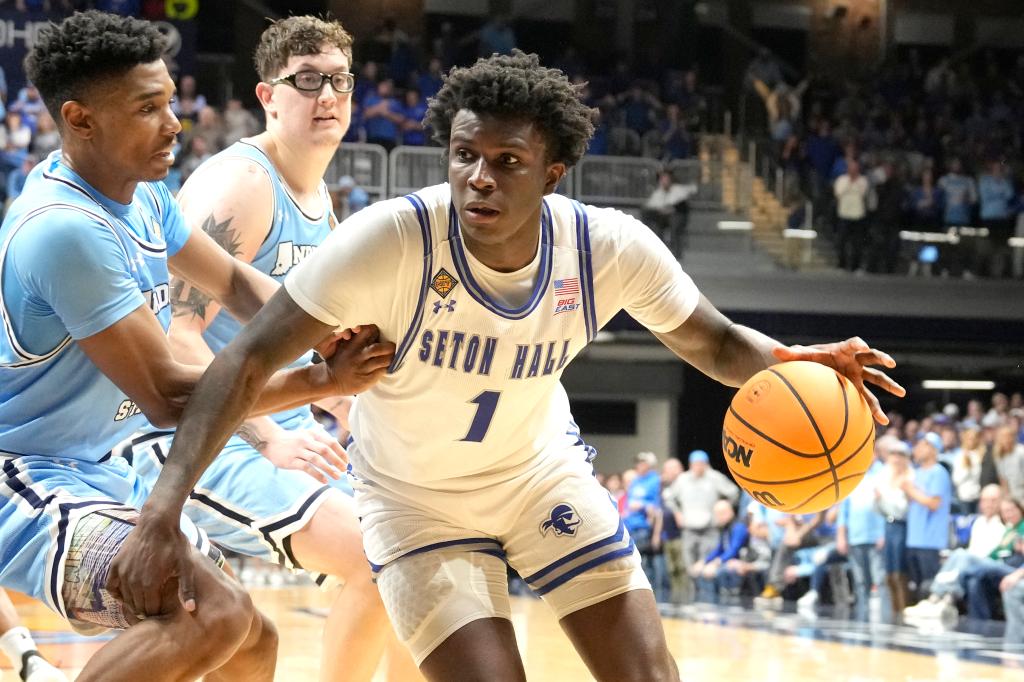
<box><xmin>286</xmin><ymin>184</ymin><xmax>700</xmax><ymax>490</ymax></box>
<box><xmin>199</xmin><ymin>140</ymin><xmax>334</xmax><ymax>431</ymax></box>
<box><xmin>0</xmin><ymin>151</ymin><xmax>190</xmax><ymax>462</ymax></box>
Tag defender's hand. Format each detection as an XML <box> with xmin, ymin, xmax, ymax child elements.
<box><xmin>773</xmin><ymin>337</ymin><xmax>906</xmax><ymax>425</ymax></box>
<box><xmin>107</xmin><ymin>511</ymin><xmax>196</xmax><ymax>618</ymax></box>
<box><xmin>322</xmin><ymin>324</ymin><xmax>395</xmax><ymax>395</ymax></box>
<box><xmin>260</xmin><ymin>427</ymin><xmax>347</xmax><ymax>483</ymax></box>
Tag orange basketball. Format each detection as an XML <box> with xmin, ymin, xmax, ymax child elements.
<box><xmin>722</xmin><ymin>361</ymin><xmax>875</xmax><ymax>514</ymax></box>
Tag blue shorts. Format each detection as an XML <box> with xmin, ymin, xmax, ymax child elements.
<box><xmin>0</xmin><ymin>455</ymin><xmax>211</xmax><ymax>622</ymax></box>
<box><xmin>129</xmin><ymin>428</ymin><xmax>351</xmax><ymax>571</ymax></box>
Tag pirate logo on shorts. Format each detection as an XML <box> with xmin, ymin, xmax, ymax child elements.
<box><xmin>540</xmin><ymin>503</ymin><xmax>581</xmax><ymax>537</ymax></box>
<box><xmin>430</xmin><ymin>268</ymin><xmax>458</xmax><ymax>298</ymax></box>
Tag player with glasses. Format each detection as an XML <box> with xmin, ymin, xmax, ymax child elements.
<box><xmin>270</xmin><ymin>70</ymin><xmax>356</xmax><ymax>94</ymax></box>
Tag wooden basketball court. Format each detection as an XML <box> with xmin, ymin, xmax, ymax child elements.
<box><xmin>4</xmin><ymin>585</ymin><xmax>1021</xmax><ymax>680</ymax></box>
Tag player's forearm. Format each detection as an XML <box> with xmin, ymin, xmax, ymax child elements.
<box><xmin>710</xmin><ymin>323</ymin><xmax>784</xmax><ymax>387</ymax></box>
<box><xmin>217</xmin><ymin>259</ymin><xmax>281</xmax><ymax>324</ymax></box>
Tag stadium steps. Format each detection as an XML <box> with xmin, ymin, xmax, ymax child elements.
<box><xmin>747</xmin><ymin>178</ymin><xmax>836</xmax><ymax>271</ymax></box>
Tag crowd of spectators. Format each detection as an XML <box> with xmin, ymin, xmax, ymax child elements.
<box><xmin>599</xmin><ymin>390</ymin><xmax>1024</xmax><ymax>645</ymax></box>
<box><xmin>753</xmin><ymin>48</ymin><xmax>1024</xmax><ymax>278</ymax></box>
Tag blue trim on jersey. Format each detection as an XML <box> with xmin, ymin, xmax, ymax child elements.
<box><xmin>531</xmin><ymin>543</ymin><xmax>636</xmax><ymax>596</ymax></box>
<box><xmin>447</xmin><ymin>200</ymin><xmax>553</xmax><ymax>320</ymax></box>
<box><xmin>566</xmin><ymin>419</ymin><xmax>598</xmax><ymax>463</ymax></box>
<box><xmin>523</xmin><ymin>519</ymin><xmax>627</xmax><ymax>584</ymax></box>
<box><xmin>367</xmin><ymin>536</ymin><xmax>505</xmax><ymax>573</ymax></box>
<box><xmin>2</xmin><ymin>458</ymin><xmax>47</xmax><ymax>508</ymax></box>
<box><xmin>389</xmin><ymin>193</ymin><xmax>434</xmax><ymax>372</ymax></box>
<box><xmin>571</xmin><ymin>200</ymin><xmax>597</xmax><ymax>343</ymax></box>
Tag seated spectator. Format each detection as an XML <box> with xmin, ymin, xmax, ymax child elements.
<box><xmin>905</xmin><ymin>495</ymin><xmax>1023</xmax><ymax>623</ymax></box>
<box><xmin>1000</xmin><ymin>560</ymin><xmax>1024</xmax><ymax>647</ymax></box>
<box><xmin>693</xmin><ymin>500</ymin><xmax>749</xmax><ymax>604</ymax></box>
<box><xmin>755</xmin><ymin>510</ymin><xmax>825</xmax><ymax>607</ymax></box>
<box><xmin>993</xmin><ymin>424</ymin><xmax>1024</xmax><ymax>501</ymax></box>
<box><xmin>722</xmin><ymin>504</ymin><xmax>775</xmax><ymax>598</ymax></box>
<box><xmin>903</xmin><ymin>432</ymin><xmax>953</xmax><ymax>600</ymax></box>
<box><xmin>190</xmin><ymin>105</ymin><xmax>225</xmax><ymax>154</ymax></box>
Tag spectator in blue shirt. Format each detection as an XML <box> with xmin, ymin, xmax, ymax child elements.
<box><xmin>625</xmin><ymin>451</ymin><xmax>662</xmax><ymax>585</ymax></box>
<box><xmin>837</xmin><ymin>452</ymin><xmax>888</xmax><ymax>621</ymax></box>
<box><xmin>937</xmin><ymin>158</ymin><xmax>977</xmax><ymax>227</ymax></box>
<box><xmin>694</xmin><ymin>500</ymin><xmax>749</xmax><ymax>603</ymax></box>
<box><xmin>400</xmin><ymin>88</ymin><xmax>428</xmax><ymax>146</ymax></box>
<box><xmin>362</xmin><ymin>79</ymin><xmax>404</xmax><ymax>151</ymax></box>
<box><xmin>903</xmin><ymin>432</ymin><xmax>953</xmax><ymax>600</ymax></box>
<box><xmin>978</xmin><ymin>160</ymin><xmax>1017</xmax><ymax>277</ymax></box>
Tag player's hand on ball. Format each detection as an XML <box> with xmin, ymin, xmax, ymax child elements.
<box><xmin>772</xmin><ymin>336</ymin><xmax>906</xmax><ymax>425</ymax></box>
<box><xmin>107</xmin><ymin>511</ymin><xmax>196</xmax><ymax>618</ymax></box>
<box><xmin>323</xmin><ymin>324</ymin><xmax>395</xmax><ymax>395</ymax></box>
<box><xmin>260</xmin><ymin>427</ymin><xmax>348</xmax><ymax>483</ymax></box>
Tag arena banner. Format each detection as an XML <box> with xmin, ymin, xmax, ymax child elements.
<box><xmin>0</xmin><ymin>6</ymin><xmax>196</xmax><ymax>97</ymax></box>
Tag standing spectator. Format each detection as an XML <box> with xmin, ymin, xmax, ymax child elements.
<box><xmin>693</xmin><ymin>500</ymin><xmax>749</xmax><ymax>604</ymax></box>
<box><xmin>875</xmin><ymin>436</ymin><xmax>912</xmax><ymax>621</ymax></box>
<box><xmin>399</xmin><ymin>88</ymin><xmax>428</xmax><ymax>146</ymax></box>
<box><xmin>993</xmin><ymin>424</ymin><xmax>1024</xmax><ymax>501</ymax></box>
<box><xmin>642</xmin><ymin>168</ymin><xmax>695</xmax><ymax>259</ymax></box>
<box><xmin>362</xmin><ymin>79</ymin><xmax>403</xmax><ymax>151</ymax></box>
<box><xmin>907</xmin><ymin>167</ymin><xmax>943</xmax><ymax>230</ymax></box>
<box><xmin>865</xmin><ymin>159</ymin><xmax>905</xmax><ymax>274</ymax></box>
<box><xmin>937</xmin><ymin>158</ymin><xmax>977</xmax><ymax>227</ymax></box>
<box><xmin>663</xmin><ymin>450</ymin><xmax>739</xmax><ymax>602</ymax></box>
<box><xmin>834</xmin><ymin>442</ymin><xmax>888</xmax><ymax>621</ymax></box>
<box><xmin>834</xmin><ymin>158</ymin><xmax>870</xmax><ymax>272</ymax></box>
<box><xmin>171</xmin><ymin>74</ymin><xmax>206</xmax><ymax>136</ymax></box>
<box><xmin>805</xmin><ymin>119</ymin><xmax>842</xmax><ymax>200</ymax></box>
<box><xmin>624</xmin><ymin>452</ymin><xmax>662</xmax><ymax>586</ymax></box>
<box><xmin>659</xmin><ymin>459</ymin><xmax>685</xmax><ymax>604</ymax></box>
<box><xmin>222</xmin><ymin>99</ymin><xmax>259</xmax><ymax>146</ymax></box>
<box><xmin>3</xmin><ymin>153</ymin><xmax>36</xmax><ymax>213</ymax></box>
<box><xmin>903</xmin><ymin>432</ymin><xmax>953</xmax><ymax>600</ymax></box>
<box><xmin>416</xmin><ymin>57</ymin><xmax>445</xmax><ymax>102</ymax></box>
<box><xmin>952</xmin><ymin>426</ymin><xmax>986</xmax><ymax>513</ymax></box>
<box><xmin>29</xmin><ymin>110</ymin><xmax>59</xmax><ymax>157</ymax></box>
<box><xmin>978</xmin><ymin>160</ymin><xmax>1016</xmax><ymax>277</ymax></box>
<box><xmin>478</xmin><ymin>14</ymin><xmax>517</xmax><ymax>57</ymax></box>
<box><xmin>190</xmin><ymin>105</ymin><xmax>226</xmax><ymax>153</ymax></box>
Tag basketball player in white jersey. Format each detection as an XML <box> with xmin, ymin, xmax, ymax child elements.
<box><xmin>129</xmin><ymin>16</ymin><xmax>417</xmax><ymax>682</ymax></box>
<box><xmin>112</xmin><ymin>51</ymin><xmax>905</xmax><ymax>680</ymax></box>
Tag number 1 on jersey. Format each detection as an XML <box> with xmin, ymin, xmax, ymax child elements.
<box><xmin>461</xmin><ymin>390</ymin><xmax>501</xmax><ymax>442</ymax></box>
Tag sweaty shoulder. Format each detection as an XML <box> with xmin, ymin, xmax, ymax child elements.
<box><xmin>177</xmin><ymin>156</ymin><xmax>274</xmax><ymax>241</ymax></box>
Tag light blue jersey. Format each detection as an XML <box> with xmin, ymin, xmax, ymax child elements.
<box><xmin>129</xmin><ymin>140</ymin><xmax>347</xmax><ymax>572</ymax></box>
<box><xmin>0</xmin><ymin>151</ymin><xmax>209</xmax><ymax>618</ymax></box>
<box><xmin>0</xmin><ymin>151</ymin><xmax>190</xmax><ymax>462</ymax></box>
<box><xmin>200</xmin><ymin>140</ymin><xmax>333</xmax><ymax>431</ymax></box>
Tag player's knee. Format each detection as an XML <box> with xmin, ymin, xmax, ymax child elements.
<box><xmin>190</xmin><ymin>576</ymin><xmax>258</xmax><ymax>654</ymax></box>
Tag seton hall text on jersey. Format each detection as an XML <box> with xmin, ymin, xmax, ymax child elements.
<box><xmin>270</xmin><ymin>241</ymin><xmax>317</xmax><ymax>275</ymax></box>
<box><xmin>417</xmin><ymin>328</ymin><xmax>571</xmax><ymax>379</ymax></box>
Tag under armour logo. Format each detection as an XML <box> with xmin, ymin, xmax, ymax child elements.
<box><xmin>540</xmin><ymin>503</ymin><xmax>581</xmax><ymax>537</ymax></box>
<box><xmin>432</xmin><ymin>299</ymin><xmax>457</xmax><ymax>314</ymax></box>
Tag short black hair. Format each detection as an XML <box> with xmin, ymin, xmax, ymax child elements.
<box><xmin>25</xmin><ymin>10</ymin><xmax>166</xmax><ymax>123</ymax></box>
<box><xmin>424</xmin><ymin>50</ymin><xmax>595</xmax><ymax>167</ymax></box>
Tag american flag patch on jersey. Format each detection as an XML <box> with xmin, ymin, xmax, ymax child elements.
<box><xmin>554</xmin><ymin>278</ymin><xmax>579</xmax><ymax>296</ymax></box>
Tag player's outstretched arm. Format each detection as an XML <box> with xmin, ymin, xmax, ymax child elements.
<box><xmin>109</xmin><ymin>288</ymin><xmax>393</xmax><ymax>618</ymax></box>
<box><xmin>653</xmin><ymin>296</ymin><xmax>904</xmax><ymax>425</ymax></box>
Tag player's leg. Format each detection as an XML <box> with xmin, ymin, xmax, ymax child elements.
<box><xmin>289</xmin><ymin>491</ymin><xmax>420</xmax><ymax>682</ymax></box>
<box><xmin>0</xmin><ymin>589</ymin><xmax>67</xmax><ymax>682</ymax></box>
<box><xmin>503</xmin><ymin>451</ymin><xmax>677</xmax><ymax>682</ymax></box>
<box><xmin>374</xmin><ymin>550</ymin><xmax>525</xmax><ymax>682</ymax></box>
<box><xmin>61</xmin><ymin>509</ymin><xmax>276</xmax><ymax>682</ymax></box>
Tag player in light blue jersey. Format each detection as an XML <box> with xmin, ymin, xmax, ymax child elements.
<box><xmin>114</xmin><ymin>51</ymin><xmax>905</xmax><ymax>681</ymax></box>
<box><xmin>0</xmin><ymin>11</ymin><xmax>392</xmax><ymax>682</ymax></box>
<box><xmin>127</xmin><ymin>16</ymin><xmax>418</xmax><ymax>682</ymax></box>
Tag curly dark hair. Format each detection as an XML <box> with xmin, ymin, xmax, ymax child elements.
<box><xmin>424</xmin><ymin>50</ymin><xmax>595</xmax><ymax>167</ymax></box>
<box><xmin>253</xmin><ymin>16</ymin><xmax>354</xmax><ymax>82</ymax></box>
<box><xmin>25</xmin><ymin>11</ymin><xmax>166</xmax><ymax>124</ymax></box>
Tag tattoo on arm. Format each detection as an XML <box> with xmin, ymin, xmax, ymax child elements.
<box><xmin>171</xmin><ymin>213</ymin><xmax>242</xmax><ymax>319</ymax></box>
<box><xmin>236</xmin><ymin>424</ymin><xmax>268</xmax><ymax>451</ymax></box>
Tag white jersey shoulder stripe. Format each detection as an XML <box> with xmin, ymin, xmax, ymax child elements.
<box><xmin>448</xmin><ymin>200</ymin><xmax>554</xmax><ymax>320</ymax></box>
<box><xmin>388</xmin><ymin>192</ymin><xmax>434</xmax><ymax>372</ymax></box>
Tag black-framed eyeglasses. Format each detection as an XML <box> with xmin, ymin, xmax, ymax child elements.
<box><xmin>269</xmin><ymin>70</ymin><xmax>356</xmax><ymax>94</ymax></box>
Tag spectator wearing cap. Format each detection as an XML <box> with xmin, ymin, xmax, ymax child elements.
<box><xmin>658</xmin><ymin>458</ymin><xmax>686</xmax><ymax>604</ymax></box>
<box><xmin>624</xmin><ymin>451</ymin><xmax>662</xmax><ymax>587</ymax></box>
<box><xmin>663</xmin><ymin>449</ymin><xmax>739</xmax><ymax>602</ymax></box>
<box><xmin>902</xmin><ymin>432</ymin><xmax>953</xmax><ymax>600</ymax></box>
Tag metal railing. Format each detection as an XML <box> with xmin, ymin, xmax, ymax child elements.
<box><xmin>325</xmin><ymin>142</ymin><xmax>388</xmax><ymax>202</ymax></box>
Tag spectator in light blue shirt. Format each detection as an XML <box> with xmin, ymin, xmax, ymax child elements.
<box><xmin>904</xmin><ymin>432</ymin><xmax>953</xmax><ymax>599</ymax></box>
<box><xmin>625</xmin><ymin>451</ymin><xmax>662</xmax><ymax>585</ymax></box>
<box><xmin>937</xmin><ymin>158</ymin><xmax>977</xmax><ymax>227</ymax></box>
<box><xmin>838</xmin><ymin>452</ymin><xmax>888</xmax><ymax>621</ymax></box>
